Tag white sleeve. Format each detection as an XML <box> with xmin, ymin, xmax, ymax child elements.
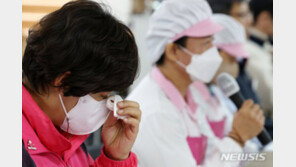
<box><xmin>245</xmin><ymin>47</ymin><xmax>273</xmax><ymax>113</ymax></box>
<box><xmin>132</xmin><ymin>112</ymin><xmax>197</xmax><ymax>167</ymax></box>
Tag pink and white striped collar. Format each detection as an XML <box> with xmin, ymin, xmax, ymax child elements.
<box><xmin>151</xmin><ymin>67</ymin><xmax>189</xmax><ymax>112</ymax></box>
<box><xmin>192</xmin><ymin>81</ymin><xmax>211</xmax><ymax>101</ymax></box>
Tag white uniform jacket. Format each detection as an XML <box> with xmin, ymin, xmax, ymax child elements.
<box><xmin>127</xmin><ymin>67</ymin><xmax>243</xmax><ymax>167</ymax></box>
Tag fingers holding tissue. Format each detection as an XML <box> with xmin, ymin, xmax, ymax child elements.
<box><xmin>107</xmin><ymin>95</ymin><xmax>141</xmax><ymax>121</ymax></box>
<box><xmin>107</xmin><ymin>95</ymin><xmax>126</xmax><ymax>119</ymax></box>
<box><xmin>102</xmin><ymin>95</ymin><xmax>141</xmax><ymax>160</ymax></box>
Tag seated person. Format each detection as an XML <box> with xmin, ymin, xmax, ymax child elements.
<box><xmin>127</xmin><ymin>0</ymin><xmax>264</xmax><ymax>166</ymax></box>
<box><xmin>246</xmin><ymin>0</ymin><xmax>273</xmax><ymax>116</ymax></box>
<box><xmin>22</xmin><ymin>1</ymin><xmax>141</xmax><ymax>166</ymax></box>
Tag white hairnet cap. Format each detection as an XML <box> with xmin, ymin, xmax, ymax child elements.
<box><xmin>212</xmin><ymin>14</ymin><xmax>249</xmax><ymax>58</ymax></box>
<box><xmin>146</xmin><ymin>0</ymin><xmax>223</xmax><ymax>64</ymax></box>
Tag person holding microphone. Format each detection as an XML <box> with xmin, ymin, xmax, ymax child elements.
<box><xmin>212</xmin><ymin>13</ymin><xmax>265</xmax><ymax>152</ymax></box>
<box><xmin>22</xmin><ymin>0</ymin><xmax>141</xmax><ymax>166</ymax></box>
<box><xmin>188</xmin><ymin>13</ymin><xmax>256</xmax><ymax>147</ymax></box>
<box><xmin>207</xmin><ymin>0</ymin><xmax>273</xmax><ymax>138</ymax></box>
<box><xmin>127</xmin><ymin>0</ymin><xmax>264</xmax><ymax>166</ymax></box>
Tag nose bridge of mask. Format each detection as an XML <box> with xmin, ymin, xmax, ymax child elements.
<box><xmin>177</xmin><ymin>45</ymin><xmax>220</xmax><ymax>63</ymax></box>
<box><xmin>179</xmin><ymin>46</ymin><xmax>222</xmax><ymax>83</ymax></box>
<box><xmin>204</xmin><ymin>46</ymin><xmax>221</xmax><ymax>58</ymax></box>
<box><xmin>177</xmin><ymin>45</ymin><xmax>216</xmax><ymax>68</ymax></box>
<box><xmin>179</xmin><ymin>44</ymin><xmax>220</xmax><ymax>58</ymax></box>
<box><xmin>59</xmin><ymin>94</ymin><xmax>105</xmax><ymax>118</ymax></box>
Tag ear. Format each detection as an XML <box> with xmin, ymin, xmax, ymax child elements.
<box><xmin>164</xmin><ymin>43</ymin><xmax>179</xmax><ymax>63</ymax></box>
<box><xmin>53</xmin><ymin>71</ymin><xmax>71</xmax><ymax>88</ymax></box>
<box><xmin>219</xmin><ymin>50</ymin><xmax>229</xmax><ymax>59</ymax></box>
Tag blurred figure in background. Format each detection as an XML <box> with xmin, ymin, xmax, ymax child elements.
<box><xmin>249</xmin><ymin>0</ymin><xmax>273</xmax><ymax>54</ymax></box>
<box><xmin>208</xmin><ymin>0</ymin><xmax>253</xmax><ymax>35</ymax></box>
<box><xmin>211</xmin><ymin>13</ymin><xmax>263</xmax><ymax>152</ymax></box>
<box><xmin>188</xmin><ymin>14</ymin><xmax>264</xmax><ymax>167</ymax></box>
<box><xmin>208</xmin><ymin>0</ymin><xmax>261</xmax><ymax>106</ymax></box>
<box><xmin>208</xmin><ymin>0</ymin><xmax>273</xmax><ymax>137</ymax></box>
<box><xmin>127</xmin><ymin>0</ymin><xmax>264</xmax><ymax>166</ymax></box>
<box><xmin>246</xmin><ymin>0</ymin><xmax>273</xmax><ymax>117</ymax></box>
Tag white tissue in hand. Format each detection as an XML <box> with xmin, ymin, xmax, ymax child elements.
<box><xmin>106</xmin><ymin>95</ymin><xmax>126</xmax><ymax>119</ymax></box>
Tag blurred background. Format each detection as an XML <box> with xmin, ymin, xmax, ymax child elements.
<box><xmin>22</xmin><ymin>0</ymin><xmax>273</xmax><ymax>166</ymax></box>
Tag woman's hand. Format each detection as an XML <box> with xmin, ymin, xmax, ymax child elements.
<box><xmin>101</xmin><ymin>100</ymin><xmax>141</xmax><ymax>160</ymax></box>
<box><xmin>229</xmin><ymin>100</ymin><xmax>265</xmax><ymax>147</ymax></box>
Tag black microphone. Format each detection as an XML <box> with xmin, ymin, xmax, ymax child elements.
<box><xmin>216</xmin><ymin>73</ymin><xmax>272</xmax><ymax>146</ymax></box>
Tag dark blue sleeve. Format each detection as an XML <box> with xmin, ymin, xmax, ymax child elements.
<box><xmin>22</xmin><ymin>141</ymin><xmax>37</xmax><ymax>167</ymax></box>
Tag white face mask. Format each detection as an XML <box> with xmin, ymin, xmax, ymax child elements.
<box><xmin>59</xmin><ymin>94</ymin><xmax>110</xmax><ymax>135</ymax></box>
<box><xmin>177</xmin><ymin>45</ymin><xmax>222</xmax><ymax>83</ymax></box>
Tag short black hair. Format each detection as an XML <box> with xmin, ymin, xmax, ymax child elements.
<box><xmin>22</xmin><ymin>0</ymin><xmax>139</xmax><ymax>97</ymax></box>
<box><xmin>207</xmin><ymin>0</ymin><xmax>248</xmax><ymax>14</ymax></box>
<box><xmin>250</xmin><ymin>0</ymin><xmax>273</xmax><ymax>22</ymax></box>
<box><xmin>156</xmin><ymin>36</ymin><xmax>188</xmax><ymax>66</ymax></box>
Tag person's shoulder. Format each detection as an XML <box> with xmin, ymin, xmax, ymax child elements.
<box><xmin>127</xmin><ymin>73</ymin><xmax>163</xmax><ymax>113</ymax></box>
<box><xmin>246</xmin><ymin>40</ymin><xmax>268</xmax><ymax>56</ymax></box>
<box><xmin>128</xmin><ymin>73</ymin><xmax>159</xmax><ymax>98</ymax></box>
<box><xmin>127</xmin><ymin>73</ymin><xmax>183</xmax><ymax>124</ymax></box>
<box><xmin>246</xmin><ymin>40</ymin><xmax>260</xmax><ymax>51</ymax></box>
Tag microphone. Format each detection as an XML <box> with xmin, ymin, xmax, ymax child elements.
<box><xmin>216</xmin><ymin>73</ymin><xmax>272</xmax><ymax>146</ymax></box>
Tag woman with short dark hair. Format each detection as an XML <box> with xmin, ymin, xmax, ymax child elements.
<box><xmin>22</xmin><ymin>0</ymin><xmax>141</xmax><ymax>166</ymax></box>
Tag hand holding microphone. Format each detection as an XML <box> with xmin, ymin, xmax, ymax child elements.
<box><xmin>229</xmin><ymin>100</ymin><xmax>265</xmax><ymax>147</ymax></box>
<box><xmin>216</xmin><ymin>73</ymin><xmax>272</xmax><ymax>147</ymax></box>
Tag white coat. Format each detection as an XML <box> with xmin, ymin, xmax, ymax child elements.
<box><xmin>127</xmin><ymin>67</ymin><xmax>243</xmax><ymax>167</ymax></box>
<box><xmin>245</xmin><ymin>35</ymin><xmax>273</xmax><ymax>115</ymax></box>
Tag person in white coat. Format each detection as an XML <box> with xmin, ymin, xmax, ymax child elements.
<box><xmin>189</xmin><ymin>14</ymin><xmax>252</xmax><ymax>141</ymax></box>
<box><xmin>127</xmin><ymin>0</ymin><xmax>265</xmax><ymax>166</ymax></box>
<box><xmin>189</xmin><ymin>15</ymin><xmax>262</xmax><ymax>156</ymax></box>
<box><xmin>189</xmin><ymin>14</ymin><xmax>261</xmax><ymax>155</ymax></box>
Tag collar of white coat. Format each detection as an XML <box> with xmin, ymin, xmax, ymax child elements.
<box><xmin>151</xmin><ymin>66</ymin><xmax>190</xmax><ymax>112</ymax></box>
<box><xmin>192</xmin><ymin>81</ymin><xmax>211</xmax><ymax>101</ymax></box>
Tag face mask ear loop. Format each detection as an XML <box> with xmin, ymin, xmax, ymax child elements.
<box><xmin>176</xmin><ymin>44</ymin><xmax>193</xmax><ymax>69</ymax></box>
<box><xmin>59</xmin><ymin>94</ymin><xmax>70</xmax><ymax>135</ymax></box>
<box><xmin>176</xmin><ymin>61</ymin><xmax>187</xmax><ymax>69</ymax></box>
<box><xmin>177</xmin><ymin>44</ymin><xmax>195</xmax><ymax>56</ymax></box>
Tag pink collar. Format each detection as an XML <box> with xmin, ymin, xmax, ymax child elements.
<box><xmin>151</xmin><ymin>67</ymin><xmax>189</xmax><ymax>112</ymax></box>
<box><xmin>22</xmin><ymin>85</ymin><xmax>88</xmax><ymax>162</ymax></box>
